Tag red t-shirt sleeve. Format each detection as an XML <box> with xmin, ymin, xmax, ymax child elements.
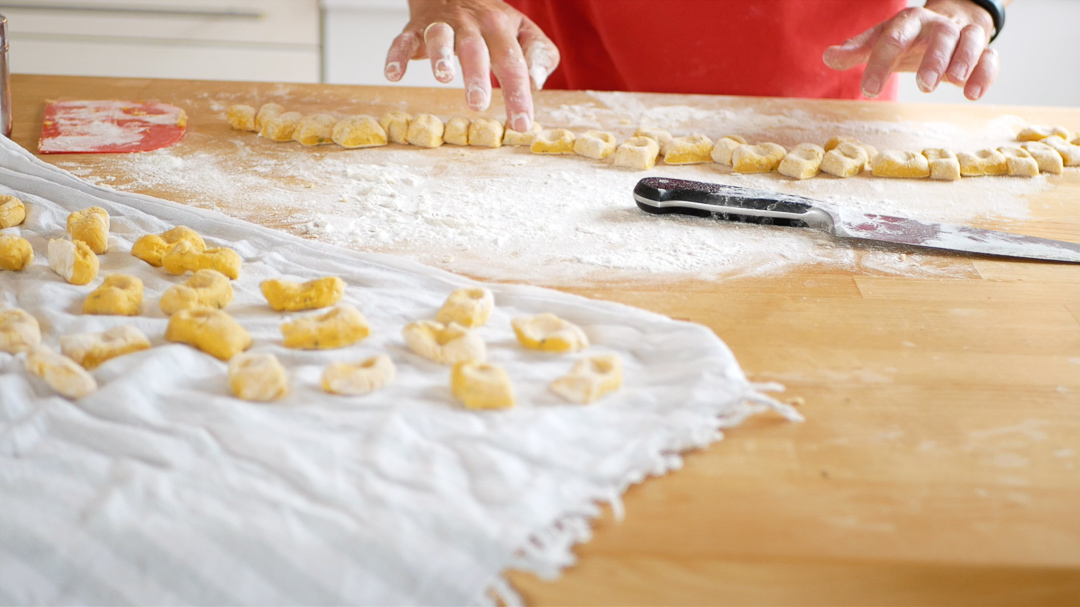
<box><xmin>504</xmin><ymin>0</ymin><xmax>905</xmax><ymax>100</ymax></box>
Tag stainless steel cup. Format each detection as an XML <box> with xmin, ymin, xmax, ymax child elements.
<box><xmin>0</xmin><ymin>14</ymin><xmax>11</xmax><ymax>138</ymax></box>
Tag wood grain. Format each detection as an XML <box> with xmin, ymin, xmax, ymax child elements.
<box><xmin>10</xmin><ymin>74</ymin><xmax>1080</xmax><ymax>604</ymax></box>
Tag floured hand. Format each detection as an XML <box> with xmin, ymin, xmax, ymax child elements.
<box><xmin>385</xmin><ymin>0</ymin><xmax>560</xmax><ymax>132</ymax></box>
<box><xmin>823</xmin><ymin>0</ymin><xmax>1005</xmax><ymax>101</ymax></box>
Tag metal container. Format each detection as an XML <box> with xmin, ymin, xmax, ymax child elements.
<box><xmin>0</xmin><ymin>14</ymin><xmax>10</xmax><ymax>138</ymax></box>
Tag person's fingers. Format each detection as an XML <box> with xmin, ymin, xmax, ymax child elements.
<box><xmin>860</xmin><ymin>10</ymin><xmax>923</xmax><ymax>98</ymax></box>
<box><xmin>915</xmin><ymin>19</ymin><xmax>961</xmax><ymax>92</ymax></box>
<box><xmin>456</xmin><ymin>29</ymin><xmax>493</xmax><ymax>112</ymax></box>
<box><xmin>822</xmin><ymin>22</ymin><xmax>883</xmax><ymax>71</ymax></box>
<box><xmin>481</xmin><ymin>18</ymin><xmax>533</xmax><ymax>131</ymax></box>
<box><xmin>964</xmin><ymin>47</ymin><xmax>998</xmax><ymax>100</ymax></box>
<box><xmin>385</xmin><ymin>30</ymin><xmax>422</xmax><ymax>82</ymax></box>
<box><xmin>423</xmin><ymin>22</ymin><xmax>457</xmax><ymax>83</ymax></box>
<box><xmin>945</xmin><ymin>23</ymin><xmax>987</xmax><ymax>85</ymax></box>
<box><xmin>518</xmin><ymin>15</ymin><xmax>560</xmax><ymax>90</ymax></box>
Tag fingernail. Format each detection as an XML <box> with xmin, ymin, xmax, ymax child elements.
<box><xmin>509</xmin><ymin>113</ymin><xmax>530</xmax><ymax>133</ymax></box>
<box><xmin>467</xmin><ymin>84</ymin><xmax>489</xmax><ymax>110</ymax></box>
<box><xmin>969</xmin><ymin>85</ymin><xmax>983</xmax><ymax>99</ymax></box>
<box><xmin>862</xmin><ymin>75</ymin><xmax>881</xmax><ymax>98</ymax></box>
<box><xmin>917</xmin><ymin>70</ymin><xmax>938</xmax><ymax>92</ymax></box>
<box><xmin>951</xmin><ymin>62</ymin><xmax>969</xmax><ymax>80</ymax></box>
<box><xmin>385</xmin><ymin>62</ymin><xmax>402</xmax><ymax>81</ymax></box>
<box><xmin>435</xmin><ymin>59</ymin><xmax>453</xmax><ymax>82</ymax></box>
<box><xmin>530</xmin><ymin>65</ymin><xmax>549</xmax><ymax>90</ymax></box>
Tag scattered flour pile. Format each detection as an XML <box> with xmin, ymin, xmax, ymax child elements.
<box><xmin>58</xmin><ymin>91</ymin><xmax>1052</xmax><ymax>286</ymax></box>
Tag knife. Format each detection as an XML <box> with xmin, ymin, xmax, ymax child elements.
<box><xmin>633</xmin><ymin>177</ymin><xmax>1080</xmax><ymax>264</ymax></box>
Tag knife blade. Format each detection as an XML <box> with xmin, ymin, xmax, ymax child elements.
<box><xmin>633</xmin><ymin>177</ymin><xmax>1080</xmax><ymax>264</ymax></box>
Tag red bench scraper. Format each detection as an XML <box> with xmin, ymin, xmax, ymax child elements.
<box><xmin>38</xmin><ymin>99</ymin><xmax>187</xmax><ymax>154</ymax></box>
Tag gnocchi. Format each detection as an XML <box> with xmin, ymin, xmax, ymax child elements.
<box><xmin>451</xmin><ymin>360</ymin><xmax>515</xmax><ymax>410</ymax></box>
<box><xmin>61</xmin><ymin>325</ymin><xmax>151</xmax><ymax>370</ymax></box>
<box><xmin>83</xmin><ymin>274</ymin><xmax>144</xmax><ymax>316</ymax></box>
<box><xmin>281</xmin><ymin>304</ymin><xmax>370</xmax><ymax>350</ymax></box>
<box><xmin>261</xmin><ymin>276</ymin><xmax>345</xmax><ymax>312</ymax></box>
<box><xmin>322</xmin><ymin>355</ymin><xmax>396</xmax><ymax>396</ymax></box>
<box><xmin>165</xmin><ymin>307</ymin><xmax>252</xmax><ymax>361</ymax></box>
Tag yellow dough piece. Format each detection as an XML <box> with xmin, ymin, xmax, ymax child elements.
<box><xmin>26</xmin><ymin>346</ymin><xmax>97</xmax><ymax>400</ymax></box>
<box><xmin>332</xmin><ymin>115</ymin><xmax>388</xmax><ymax>148</ymax></box>
<box><xmin>379</xmin><ymin>111</ymin><xmax>412</xmax><ymax>144</ymax></box>
<box><xmin>322</xmin><ymin>355</ymin><xmax>396</xmax><ymax>396</ymax></box>
<box><xmin>502</xmin><ymin>121</ymin><xmax>542</xmax><ymax>146</ymax></box>
<box><xmin>550</xmin><ymin>353</ymin><xmax>623</xmax><ymax>404</ymax></box>
<box><xmin>436</xmin><ymin>287</ymin><xmax>494</xmax><ymax>328</ymax></box>
<box><xmin>922</xmin><ymin>149</ymin><xmax>961</xmax><ymax>181</ymax></box>
<box><xmin>165</xmin><ymin>308</ymin><xmax>251</xmax><ymax>361</ymax></box>
<box><xmin>61</xmin><ymin>325</ymin><xmax>151</xmax><ymax>370</ymax></box>
<box><xmin>871</xmin><ymin>150</ymin><xmax>931</xmax><ymax>179</ymax></box>
<box><xmin>292</xmin><ymin>114</ymin><xmax>337</xmax><ymax>147</ymax></box>
<box><xmin>261</xmin><ymin>111</ymin><xmax>303</xmax><ymax>142</ymax></box>
<box><xmin>1021</xmin><ymin>141</ymin><xmax>1065</xmax><ymax>174</ymax></box>
<box><xmin>405</xmin><ymin>113</ymin><xmax>445</xmax><ymax>148</ymax></box>
<box><xmin>451</xmin><ymin>360</ymin><xmax>515</xmax><ymax>410</ymax></box>
<box><xmin>1017</xmin><ymin>125</ymin><xmax>1070</xmax><ymax>142</ymax></box>
<box><xmin>1040</xmin><ymin>135</ymin><xmax>1080</xmax><ymax>166</ymax></box>
<box><xmin>663</xmin><ymin>134</ymin><xmax>715</xmax><ymax>165</ymax></box>
<box><xmin>402</xmin><ymin>320</ymin><xmax>486</xmax><ymax>365</ymax></box>
<box><xmin>0</xmin><ymin>308</ymin><xmax>41</xmax><ymax>354</ymax></box>
<box><xmin>613</xmin><ymin>136</ymin><xmax>660</xmax><ymax>171</ymax></box>
<box><xmin>0</xmin><ymin>233</ymin><xmax>33</xmax><ymax>271</ymax></box>
<box><xmin>634</xmin><ymin>128</ymin><xmax>673</xmax><ymax>155</ymax></box>
<box><xmin>261</xmin><ymin>276</ymin><xmax>345</xmax><ymax>312</ymax></box>
<box><xmin>957</xmin><ymin>149</ymin><xmax>1008</xmax><ymax>177</ymax></box>
<box><xmin>573</xmin><ymin>130</ymin><xmax>618</xmax><ymax>160</ymax></box>
<box><xmin>131</xmin><ymin>226</ymin><xmax>206</xmax><ymax>267</ymax></box>
<box><xmin>511</xmin><ymin>312</ymin><xmax>589</xmax><ymax>353</ymax></box>
<box><xmin>732</xmin><ymin>143</ymin><xmax>787</xmax><ymax>173</ymax></box>
<box><xmin>254</xmin><ymin>103</ymin><xmax>285</xmax><ymax>132</ymax></box>
<box><xmin>67</xmin><ymin>207</ymin><xmax>110</xmax><ymax>254</ymax></box>
<box><xmin>443</xmin><ymin>117</ymin><xmax>470</xmax><ymax>145</ymax></box>
<box><xmin>159</xmin><ymin>269</ymin><xmax>233</xmax><ymax>315</ymax></box>
<box><xmin>821</xmin><ymin>142</ymin><xmax>871</xmax><ymax>178</ymax></box>
<box><xmin>778</xmin><ymin>143</ymin><xmax>825</xmax><ymax>180</ymax></box>
<box><xmin>162</xmin><ymin>241</ymin><xmax>241</xmax><ymax>280</ymax></box>
<box><xmin>531</xmin><ymin>128</ymin><xmax>575</xmax><ymax>154</ymax></box>
<box><xmin>83</xmin><ymin>274</ymin><xmax>143</xmax><ymax>316</ymax></box>
<box><xmin>468</xmin><ymin>118</ymin><xmax>504</xmax><ymax>148</ymax></box>
<box><xmin>0</xmin><ymin>194</ymin><xmax>26</xmax><ymax>228</ymax></box>
<box><xmin>227</xmin><ymin>104</ymin><xmax>256</xmax><ymax>131</ymax></box>
<box><xmin>228</xmin><ymin>352</ymin><xmax>288</xmax><ymax>402</ymax></box>
<box><xmin>998</xmin><ymin>146</ymin><xmax>1040</xmax><ymax>177</ymax></box>
<box><xmin>710</xmin><ymin>135</ymin><xmax>747</xmax><ymax>166</ymax></box>
<box><xmin>48</xmin><ymin>239</ymin><xmax>99</xmax><ymax>286</ymax></box>
<box><xmin>281</xmin><ymin>304</ymin><xmax>370</xmax><ymax>350</ymax></box>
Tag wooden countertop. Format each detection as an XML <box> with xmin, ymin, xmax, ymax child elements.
<box><xmin>11</xmin><ymin>74</ymin><xmax>1080</xmax><ymax>604</ymax></box>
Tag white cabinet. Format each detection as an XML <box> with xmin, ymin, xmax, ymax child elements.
<box><xmin>321</xmin><ymin>0</ymin><xmax>459</xmax><ymax>89</ymax></box>
<box><xmin>3</xmin><ymin>0</ymin><xmax>322</xmax><ymax>82</ymax></box>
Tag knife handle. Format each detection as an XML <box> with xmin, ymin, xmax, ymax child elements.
<box><xmin>633</xmin><ymin>177</ymin><xmax>834</xmax><ymax>230</ymax></box>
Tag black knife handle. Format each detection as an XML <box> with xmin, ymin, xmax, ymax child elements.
<box><xmin>633</xmin><ymin>177</ymin><xmax>827</xmax><ymax>228</ymax></box>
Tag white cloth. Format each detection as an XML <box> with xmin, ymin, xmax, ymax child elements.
<box><xmin>0</xmin><ymin>135</ymin><xmax>799</xmax><ymax>605</ymax></box>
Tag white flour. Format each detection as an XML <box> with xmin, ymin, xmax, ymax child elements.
<box><xmin>57</xmin><ymin>91</ymin><xmax>1053</xmax><ymax>285</ymax></box>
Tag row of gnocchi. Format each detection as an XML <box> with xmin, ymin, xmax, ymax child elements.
<box><xmin>225</xmin><ymin>103</ymin><xmax>1080</xmax><ymax>179</ymax></box>
<box><xmin>1</xmin><ymin>199</ymin><xmax>622</xmax><ymax>407</ymax></box>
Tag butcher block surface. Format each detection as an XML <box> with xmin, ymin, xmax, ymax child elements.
<box><xmin>9</xmin><ymin>74</ymin><xmax>1080</xmax><ymax>605</ymax></box>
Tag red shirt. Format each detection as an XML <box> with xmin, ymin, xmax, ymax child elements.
<box><xmin>504</xmin><ymin>0</ymin><xmax>905</xmax><ymax>100</ymax></box>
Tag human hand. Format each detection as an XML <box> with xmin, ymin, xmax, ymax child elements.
<box><xmin>385</xmin><ymin>0</ymin><xmax>560</xmax><ymax>131</ymax></box>
<box><xmin>822</xmin><ymin>0</ymin><xmax>1001</xmax><ymax>101</ymax></box>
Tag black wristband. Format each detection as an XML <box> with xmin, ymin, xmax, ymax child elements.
<box><xmin>966</xmin><ymin>0</ymin><xmax>1005</xmax><ymax>42</ymax></box>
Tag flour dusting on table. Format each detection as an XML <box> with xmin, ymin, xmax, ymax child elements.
<box><xmin>57</xmin><ymin>91</ymin><xmax>1052</xmax><ymax>285</ymax></box>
